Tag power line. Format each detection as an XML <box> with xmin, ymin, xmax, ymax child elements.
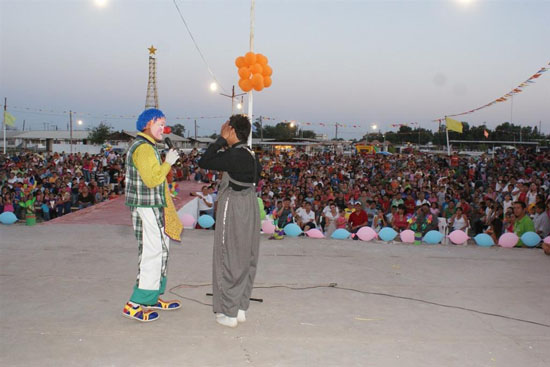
<box><xmin>170</xmin><ymin>283</ymin><xmax>550</xmax><ymax>329</ymax></box>
<box><xmin>172</xmin><ymin>0</ymin><xmax>227</xmax><ymax>93</ymax></box>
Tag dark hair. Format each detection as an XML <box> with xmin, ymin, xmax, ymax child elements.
<box><xmin>229</xmin><ymin>114</ymin><xmax>251</xmax><ymax>142</ymax></box>
<box><xmin>513</xmin><ymin>201</ymin><xmax>526</xmax><ymax>209</ymax></box>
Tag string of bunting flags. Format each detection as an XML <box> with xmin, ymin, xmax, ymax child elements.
<box><xmin>391</xmin><ymin>122</ymin><xmax>418</xmax><ymax>128</ymax></box>
<box><xmin>435</xmin><ymin>61</ymin><xmax>549</xmax><ymax>122</ymax></box>
<box><xmin>1</xmin><ymin>105</ymin><xmax>227</xmax><ymax>121</ymax></box>
<box><xmin>260</xmin><ymin>117</ymin><xmax>418</xmax><ymax>130</ymax></box>
<box><xmin>5</xmin><ymin>105</ymin><xmax>423</xmax><ymax>132</ymax></box>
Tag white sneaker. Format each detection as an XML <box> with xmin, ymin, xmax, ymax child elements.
<box><xmin>237</xmin><ymin>309</ymin><xmax>246</xmax><ymax>323</ymax></box>
<box><xmin>215</xmin><ymin>314</ymin><xmax>238</xmax><ymax>328</ymax></box>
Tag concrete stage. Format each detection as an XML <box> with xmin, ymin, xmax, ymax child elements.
<box><xmin>1</xmin><ymin>203</ymin><xmax>549</xmax><ymax>366</ymax></box>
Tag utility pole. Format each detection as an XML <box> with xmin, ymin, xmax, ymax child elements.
<box><xmin>194</xmin><ymin>120</ymin><xmax>197</xmax><ymax>140</ymax></box>
<box><xmin>3</xmin><ymin>97</ymin><xmax>6</xmax><ymax>154</ymax></box>
<box><xmin>247</xmin><ymin>0</ymin><xmax>255</xmax><ymax>148</ymax></box>
<box><xmin>22</xmin><ymin>120</ymin><xmax>25</xmax><ymax>131</ymax></box>
<box><xmin>69</xmin><ymin>110</ymin><xmax>73</xmax><ymax>154</ymax></box>
<box><xmin>259</xmin><ymin>115</ymin><xmax>263</xmax><ymax>142</ymax></box>
<box><xmin>220</xmin><ymin>85</ymin><xmax>246</xmax><ymax>115</ymax></box>
<box><xmin>335</xmin><ymin>123</ymin><xmax>338</xmax><ymax>140</ymax></box>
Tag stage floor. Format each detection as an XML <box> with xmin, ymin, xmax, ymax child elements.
<box><xmin>1</xmin><ymin>221</ymin><xmax>549</xmax><ymax>366</ymax></box>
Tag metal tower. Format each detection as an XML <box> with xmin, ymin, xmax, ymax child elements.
<box><xmin>145</xmin><ymin>45</ymin><xmax>159</xmax><ymax>109</ymax></box>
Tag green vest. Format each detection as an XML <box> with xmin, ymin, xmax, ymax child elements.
<box><xmin>124</xmin><ymin>137</ymin><xmax>166</xmax><ymax>208</ymax></box>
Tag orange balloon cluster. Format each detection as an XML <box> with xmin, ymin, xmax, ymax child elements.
<box><xmin>235</xmin><ymin>52</ymin><xmax>273</xmax><ymax>92</ymax></box>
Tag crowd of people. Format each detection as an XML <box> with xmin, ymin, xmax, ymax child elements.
<box><xmin>196</xmin><ymin>146</ymin><xmax>550</xmax><ymax>252</ymax></box>
<box><xmin>0</xmin><ymin>150</ymin><xmax>125</xmax><ymax>221</ymax></box>
<box><xmin>0</xmin><ymin>149</ymin><xmax>192</xmax><ymax>222</ymax></box>
<box><xmin>2</xmin><ymin>145</ymin><xmax>550</xmax><ymax>253</ymax></box>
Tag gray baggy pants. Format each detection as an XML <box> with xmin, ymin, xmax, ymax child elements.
<box><xmin>212</xmin><ymin>184</ymin><xmax>260</xmax><ymax>317</ymax></box>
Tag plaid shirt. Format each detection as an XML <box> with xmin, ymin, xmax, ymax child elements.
<box><xmin>124</xmin><ymin>136</ymin><xmax>166</xmax><ymax>208</ymax></box>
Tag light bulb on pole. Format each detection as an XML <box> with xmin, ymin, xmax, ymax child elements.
<box><xmin>210</xmin><ymin>82</ymin><xmax>218</xmax><ymax>92</ymax></box>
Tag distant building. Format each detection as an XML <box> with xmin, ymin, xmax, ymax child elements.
<box><xmin>3</xmin><ymin>130</ymin><xmax>191</xmax><ymax>153</ymax></box>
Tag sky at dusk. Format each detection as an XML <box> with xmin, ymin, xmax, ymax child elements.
<box><xmin>1</xmin><ymin>0</ymin><xmax>549</xmax><ymax>138</ymax></box>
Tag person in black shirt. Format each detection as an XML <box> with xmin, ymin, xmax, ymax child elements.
<box><xmin>198</xmin><ymin>115</ymin><xmax>262</xmax><ymax>328</ymax></box>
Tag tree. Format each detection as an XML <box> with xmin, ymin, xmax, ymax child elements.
<box><xmin>171</xmin><ymin>123</ymin><xmax>186</xmax><ymax>137</ymax></box>
<box><xmin>299</xmin><ymin>129</ymin><xmax>317</xmax><ymax>139</ymax></box>
<box><xmin>88</xmin><ymin>122</ymin><xmax>113</xmax><ymax>145</ymax></box>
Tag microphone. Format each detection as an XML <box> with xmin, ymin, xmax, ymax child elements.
<box><xmin>164</xmin><ymin>137</ymin><xmax>174</xmax><ymax>150</ymax></box>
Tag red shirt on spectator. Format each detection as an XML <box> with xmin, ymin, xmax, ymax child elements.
<box><xmin>404</xmin><ymin>198</ymin><xmax>416</xmax><ymax>214</ymax></box>
<box><xmin>348</xmin><ymin>209</ymin><xmax>368</xmax><ymax>228</ymax></box>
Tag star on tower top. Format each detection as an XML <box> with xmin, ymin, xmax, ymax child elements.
<box><xmin>148</xmin><ymin>45</ymin><xmax>157</xmax><ymax>55</ymax></box>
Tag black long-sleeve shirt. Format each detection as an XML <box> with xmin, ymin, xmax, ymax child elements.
<box><xmin>198</xmin><ymin>138</ymin><xmax>262</xmax><ymax>189</ymax></box>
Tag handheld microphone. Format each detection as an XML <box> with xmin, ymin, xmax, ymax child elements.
<box><xmin>164</xmin><ymin>137</ymin><xmax>174</xmax><ymax>150</ymax></box>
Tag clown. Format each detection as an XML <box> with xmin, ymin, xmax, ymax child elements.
<box><xmin>122</xmin><ymin>108</ymin><xmax>183</xmax><ymax>322</ymax></box>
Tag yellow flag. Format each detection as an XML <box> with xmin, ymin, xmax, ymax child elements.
<box><xmin>4</xmin><ymin>111</ymin><xmax>15</xmax><ymax>126</ymax></box>
<box><xmin>445</xmin><ymin>117</ymin><xmax>463</xmax><ymax>133</ymax></box>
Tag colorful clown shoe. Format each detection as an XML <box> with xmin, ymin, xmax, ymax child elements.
<box><xmin>122</xmin><ymin>302</ymin><xmax>159</xmax><ymax>322</ymax></box>
<box><xmin>145</xmin><ymin>298</ymin><xmax>182</xmax><ymax>311</ymax></box>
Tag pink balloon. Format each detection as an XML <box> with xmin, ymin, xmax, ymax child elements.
<box><xmin>261</xmin><ymin>220</ymin><xmax>276</xmax><ymax>234</ymax></box>
<box><xmin>399</xmin><ymin>229</ymin><xmax>415</xmax><ymax>243</ymax></box>
<box><xmin>179</xmin><ymin>213</ymin><xmax>196</xmax><ymax>227</ymax></box>
<box><xmin>448</xmin><ymin>230</ymin><xmax>469</xmax><ymax>245</ymax></box>
<box><xmin>357</xmin><ymin>226</ymin><xmax>377</xmax><ymax>241</ymax></box>
<box><xmin>498</xmin><ymin>232</ymin><xmax>519</xmax><ymax>248</ymax></box>
<box><xmin>305</xmin><ymin>228</ymin><xmax>325</xmax><ymax>239</ymax></box>
<box><xmin>544</xmin><ymin>236</ymin><xmax>550</xmax><ymax>245</ymax></box>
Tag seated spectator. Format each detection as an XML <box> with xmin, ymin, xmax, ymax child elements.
<box><xmin>391</xmin><ymin>204</ymin><xmax>408</xmax><ymax>232</ymax></box>
<box><xmin>191</xmin><ymin>185</ymin><xmax>214</xmax><ymax>217</ymax></box>
<box><xmin>485</xmin><ymin>205</ymin><xmax>504</xmax><ymax>244</ymax></box>
<box><xmin>274</xmin><ymin>198</ymin><xmax>294</xmax><ymax>229</ymax></box>
<box><xmin>533</xmin><ymin>202</ymin><xmax>550</xmax><ymax>238</ymax></box>
<box><xmin>323</xmin><ymin>203</ymin><xmax>340</xmax><ymax>238</ymax></box>
<box><xmin>295</xmin><ymin>201</ymin><xmax>317</xmax><ymax>231</ymax></box>
<box><xmin>409</xmin><ymin>204</ymin><xmax>438</xmax><ymax>235</ymax></box>
<box><xmin>449</xmin><ymin>207</ymin><xmax>469</xmax><ymax>232</ymax></box>
<box><xmin>365</xmin><ymin>201</ymin><xmax>378</xmax><ymax>227</ymax></box>
<box><xmin>372</xmin><ymin>211</ymin><xmax>387</xmax><ymax>232</ymax></box>
<box><xmin>78</xmin><ymin>185</ymin><xmax>94</xmax><ymax>209</ymax></box>
<box><xmin>348</xmin><ymin>202</ymin><xmax>368</xmax><ymax>237</ymax></box>
<box><xmin>513</xmin><ymin>201</ymin><xmax>535</xmax><ymax>247</ymax></box>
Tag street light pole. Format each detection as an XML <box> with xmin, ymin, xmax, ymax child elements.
<box><xmin>69</xmin><ymin>110</ymin><xmax>73</xmax><ymax>154</ymax></box>
<box><xmin>220</xmin><ymin>85</ymin><xmax>246</xmax><ymax>115</ymax></box>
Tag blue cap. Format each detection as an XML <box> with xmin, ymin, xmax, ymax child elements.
<box><xmin>136</xmin><ymin>108</ymin><xmax>165</xmax><ymax>131</ymax></box>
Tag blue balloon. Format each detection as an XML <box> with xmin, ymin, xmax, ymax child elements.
<box><xmin>0</xmin><ymin>212</ymin><xmax>18</xmax><ymax>225</ymax></box>
<box><xmin>474</xmin><ymin>233</ymin><xmax>495</xmax><ymax>247</ymax></box>
<box><xmin>521</xmin><ymin>232</ymin><xmax>541</xmax><ymax>248</ymax></box>
<box><xmin>331</xmin><ymin>228</ymin><xmax>351</xmax><ymax>240</ymax></box>
<box><xmin>283</xmin><ymin>223</ymin><xmax>302</xmax><ymax>237</ymax></box>
<box><xmin>378</xmin><ymin>227</ymin><xmax>398</xmax><ymax>241</ymax></box>
<box><xmin>423</xmin><ymin>230</ymin><xmax>444</xmax><ymax>244</ymax></box>
<box><xmin>198</xmin><ymin>214</ymin><xmax>215</xmax><ymax>229</ymax></box>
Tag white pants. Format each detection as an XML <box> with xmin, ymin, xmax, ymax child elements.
<box><xmin>135</xmin><ymin>207</ymin><xmax>169</xmax><ymax>291</ymax></box>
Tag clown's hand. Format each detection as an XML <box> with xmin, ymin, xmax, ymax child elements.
<box><xmin>165</xmin><ymin>149</ymin><xmax>180</xmax><ymax>165</ymax></box>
